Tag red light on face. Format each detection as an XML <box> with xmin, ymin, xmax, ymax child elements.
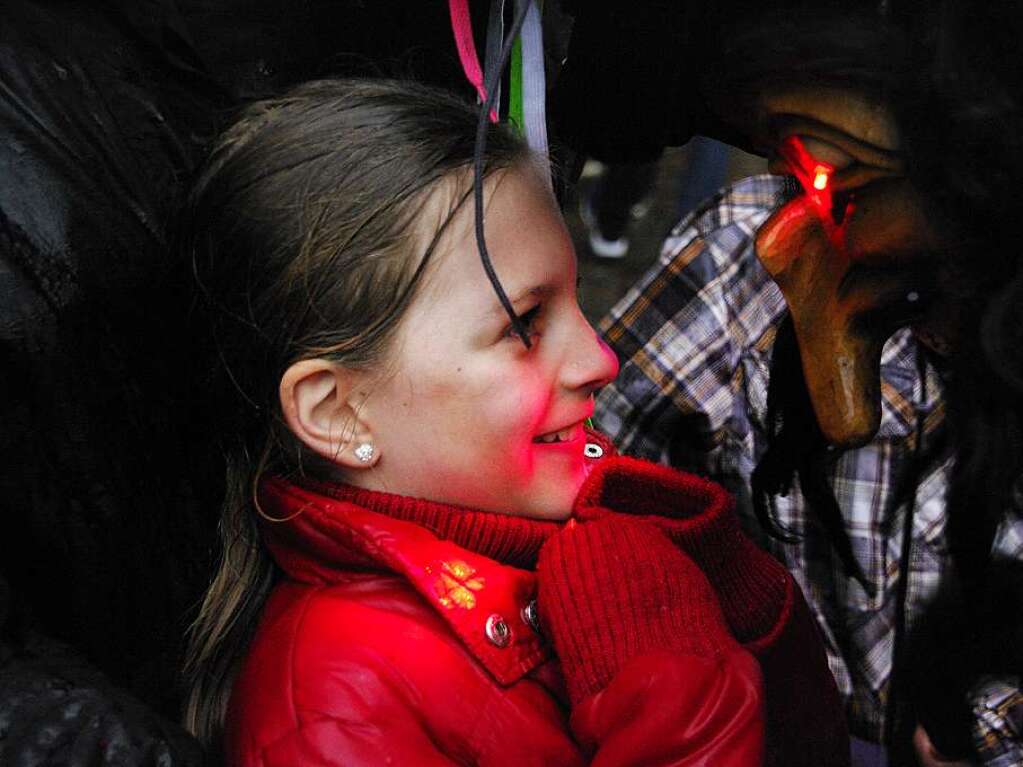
<box><xmin>774</xmin><ymin>135</ymin><xmax>853</xmax><ymax>251</ymax></box>
<box><xmin>778</xmin><ymin>136</ymin><xmax>835</xmax><ymax>220</ymax></box>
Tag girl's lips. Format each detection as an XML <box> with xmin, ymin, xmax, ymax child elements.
<box><xmin>532</xmin><ymin>421</ymin><xmax>585</xmax><ymax>447</ymax></box>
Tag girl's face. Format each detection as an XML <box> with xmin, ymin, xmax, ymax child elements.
<box><xmin>352</xmin><ymin>163</ymin><xmax>619</xmax><ymax>519</ymax></box>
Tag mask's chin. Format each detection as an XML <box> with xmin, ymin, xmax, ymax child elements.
<box><xmin>801</xmin><ymin>323</ymin><xmax>883</xmax><ymax>449</ymax></box>
<box><xmin>755</xmin><ymin>196</ymin><xmax>933</xmax><ymax>449</ymax></box>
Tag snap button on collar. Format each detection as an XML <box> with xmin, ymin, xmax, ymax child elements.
<box><xmin>485</xmin><ymin>614</ymin><xmax>511</xmax><ymax>648</ymax></box>
<box><xmin>520</xmin><ymin>600</ymin><xmax>541</xmax><ymax>634</ymax></box>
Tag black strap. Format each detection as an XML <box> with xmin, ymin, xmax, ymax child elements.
<box><xmin>473</xmin><ymin>0</ymin><xmax>533</xmax><ymax>347</ymax></box>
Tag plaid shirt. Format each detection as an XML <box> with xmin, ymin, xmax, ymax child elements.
<box><xmin>594</xmin><ymin>175</ymin><xmax>1023</xmax><ymax>764</ymax></box>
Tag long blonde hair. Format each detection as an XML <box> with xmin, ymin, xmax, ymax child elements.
<box><xmin>179</xmin><ymin>78</ymin><xmax>527</xmax><ymax>753</ymax></box>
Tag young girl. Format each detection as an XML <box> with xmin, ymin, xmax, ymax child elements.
<box><xmin>182</xmin><ymin>78</ymin><xmax>847</xmax><ymax>766</ymax></box>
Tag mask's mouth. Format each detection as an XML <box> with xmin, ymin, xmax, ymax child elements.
<box><xmin>846</xmin><ymin>264</ymin><xmax>936</xmax><ymax>336</ymax></box>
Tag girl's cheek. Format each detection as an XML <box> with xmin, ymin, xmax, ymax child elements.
<box><xmin>402</xmin><ymin>364</ymin><xmax>471</xmax><ymax>404</ymax></box>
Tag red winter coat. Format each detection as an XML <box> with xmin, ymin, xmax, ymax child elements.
<box><xmin>226</xmin><ymin>504</ymin><xmax>762</xmax><ymax>761</ymax></box>
<box><xmin>226</xmin><ymin>448</ymin><xmax>846</xmax><ymax>766</ymax></box>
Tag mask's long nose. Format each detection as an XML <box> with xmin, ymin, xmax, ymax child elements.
<box><xmin>755</xmin><ymin>195</ymin><xmax>883</xmax><ymax>448</ymax></box>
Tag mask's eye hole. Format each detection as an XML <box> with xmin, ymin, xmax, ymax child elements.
<box><xmin>780</xmin><ymin>175</ymin><xmax>803</xmax><ymax>202</ymax></box>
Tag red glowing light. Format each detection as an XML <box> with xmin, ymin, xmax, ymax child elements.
<box><xmin>775</xmin><ymin>135</ymin><xmax>855</xmax><ymax>251</ymax></box>
<box><xmin>778</xmin><ymin>136</ymin><xmax>835</xmax><ymax>220</ymax></box>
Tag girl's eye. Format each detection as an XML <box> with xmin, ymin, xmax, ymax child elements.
<box><xmin>505</xmin><ymin>304</ymin><xmax>542</xmax><ymax>340</ymax></box>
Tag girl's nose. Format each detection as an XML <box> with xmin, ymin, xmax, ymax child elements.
<box><xmin>563</xmin><ymin>318</ymin><xmax>620</xmax><ymax>395</ymax></box>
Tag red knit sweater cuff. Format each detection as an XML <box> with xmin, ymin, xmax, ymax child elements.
<box><xmin>536</xmin><ymin>517</ymin><xmax>735</xmax><ymax>706</ymax></box>
<box><xmin>574</xmin><ymin>456</ymin><xmax>790</xmax><ymax>644</ymax></box>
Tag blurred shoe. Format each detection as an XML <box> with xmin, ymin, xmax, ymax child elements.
<box><xmin>580</xmin><ymin>158</ymin><xmax>606</xmax><ymax>179</ymax></box>
<box><xmin>579</xmin><ymin>195</ymin><xmax>629</xmax><ymax>259</ymax></box>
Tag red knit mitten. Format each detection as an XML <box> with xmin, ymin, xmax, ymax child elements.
<box><xmin>574</xmin><ymin>456</ymin><xmax>850</xmax><ymax>766</ymax></box>
<box><xmin>574</xmin><ymin>455</ymin><xmax>788</xmax><ymax>645</ymax></box>
<box><xmin>536</xmin><ymin>515</ymin><xmax>739</xmax><ymax>706</ymax></box>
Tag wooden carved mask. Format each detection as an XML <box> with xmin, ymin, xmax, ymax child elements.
<box><xmin>752</xmin><ymin>86</ymin><xmax>951</xmax><ymax>447</ymax></box>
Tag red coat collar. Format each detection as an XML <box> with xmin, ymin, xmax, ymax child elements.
<box><xmin>258</xmin><ymin>477</ymin><xmax>558</xmax><ymax>685</ymax></box>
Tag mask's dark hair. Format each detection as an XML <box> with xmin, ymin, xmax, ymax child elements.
<box><xmin>896</xmin><ymin>0</ymin><xmax>1023</xmax><ymax>584</ymax></box>
<box><xmin>178</xmin><ymin>77</ymin><xmax>528</xmax><ymax>753</ymax></box>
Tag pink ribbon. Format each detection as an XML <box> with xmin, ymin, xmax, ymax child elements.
<box><xmin>448</xmin><ymin>0</ymin><xmax>499</xmax><ymax>122</ymax></box>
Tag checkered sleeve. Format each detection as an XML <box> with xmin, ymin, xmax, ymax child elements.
<box><xmin>593</xmin><ymin>176</ymin><xmax>786</xmax><ymax>474</ymax></box>
<box><xmin>971</xmin><ymin>676</ymin><xmax>1023</xmax><ymax>766</ymax></box>
<box><xmin>971</xmin><ymin>511</ymin><xmax>1023</xmax><ymax>765</ymax></box>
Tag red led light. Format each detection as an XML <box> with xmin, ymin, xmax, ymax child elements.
<box><xmin>778</xmin><ymin>136</ymin><xmax>835</xmax><ymax>219</ymax></box>
<box><xmin>774</xmin><ymin>135</ymin><xmax>854</xmax><ymax>252</ymax></box>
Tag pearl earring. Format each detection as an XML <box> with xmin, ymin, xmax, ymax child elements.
<box><xmin>354</xmin><ymin>443</ymin><xmax>375</xmax><ymax>463</ymax></box>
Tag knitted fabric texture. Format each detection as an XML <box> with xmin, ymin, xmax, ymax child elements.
<box><xmin>536</xmin><ymin>516</ymin><xmax>736</xmax><ymax>705</ymax></box>
<box><xmin>301</xmin><ymin>479</ymin><xmax>560</xmax><ymax>569</ymax></box>
<box><xmin>574</xmin><ymin>456</ymin><xmax>789</xmax><ymax>644</ymax></box>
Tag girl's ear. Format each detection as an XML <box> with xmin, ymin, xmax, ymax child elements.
<box><xmin>279</xmin><ymin>359</ymin><xmax>379</xmax><ymax>469</ymax></box>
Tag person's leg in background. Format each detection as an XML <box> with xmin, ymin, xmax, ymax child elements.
<box><xmin>580</xmin><ymin>159</ymin><xmax>659</xmax><ymax>259</ymax></box>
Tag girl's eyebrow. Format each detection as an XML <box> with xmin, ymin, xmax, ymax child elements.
<box><xmin>484</xmin><ymin>284</ymin><xmax>554</xmax><ymax>318</ymax></box>
<box><xmin>499</xmin><ymin>284</ymin><xmax>556</xmax><ymax>310</ymax></box>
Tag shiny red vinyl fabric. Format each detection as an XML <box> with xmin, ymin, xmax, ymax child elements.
<box><xmin>226</xmin><ymin>467</ymin><xmax>766</xmax><ymax>765</ymax></box>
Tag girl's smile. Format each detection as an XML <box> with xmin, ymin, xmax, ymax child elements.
<box><xmin>532</xmin><ymin>419</ymin><xmax>588</xmax><ymax>445</ymax></box>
